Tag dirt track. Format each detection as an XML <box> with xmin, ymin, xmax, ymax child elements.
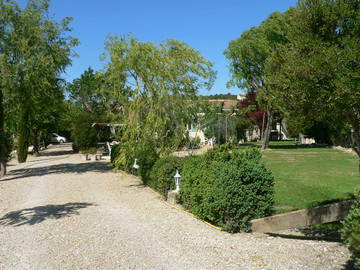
<box><xmin>0</xmin><ymin>144</ymin><xmax>351</xmax><ymax>269</ymax></box>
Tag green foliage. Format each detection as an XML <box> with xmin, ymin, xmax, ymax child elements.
<box><xmin>264</xmin><ymin>0</ymin><xmax>360</xmax><ymax>162</ymax></box>
<box><xmin>148</xmin><ymin>156</ymin><xmax>186</xmax><ymax>198</ymax></box>
<box><xmin>103</xmin><ymin>35</ymin><xmax>215</xmax><ymax>154</ymax></box>
<box><xmin>181</xmin><ymin>155</ymin><xmax>215</xmax><ymax>218</ymax></box>
<box><xmin>180</xmin><ymin>147</ymin><xmax>274</xmax><ymax>232</ymax></box>
<box><xmin>111</xmin><ymin>142</ymin><xmax>158</xmax><ymax>183</ymax></box>
<box><xmin>0</xmin><ymin>0</ymin><xmax>78</xmax><ymax>164</ymax></box>
<box><xmin>110</xmin><ymin>144</ymin><xmax>121</xmax><ymax>164</ymax></box>
<box><xmin>136</xmin><ymin>144</ymin><xmax>159</xmax><ymax>184</ymax></box>
<box><xmin>342</xmin><ymin>192</ymin><xmax>360</xmax><ymax>268</ymax></box>
<box><xmin>113</xmin><ymin>144</ymin><xmax>135</xmax><ymax>174</ymax></box>
<box><xmin>80</xmin><ymin>147</ymin><xmax>97</xmax><ymax>155</ymax></box>
<box><xmin>72</xmin><ymin>113</ymin><xmax>98</xmax><ymax>151</ymax></box>
<box><xmin>209</xmin><ymin>152</ymin><xmax>274</xmax><ymax>232</ymax></box>
<box><xmin>17</xmin><ymin>108</ymin><xmax>30</xmax><ymax>162</ymax></box>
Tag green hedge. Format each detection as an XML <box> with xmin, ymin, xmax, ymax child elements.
<box><xmin>180</xmin><ymin>148</ymin><xmax>274</xmax><ymax>232</ymax></box>
<box><xmin>72</xmin><ymin>113</ymin><xmax>97</xmax><ymax>151</ymax></box>
<box><xmin>148</xmin><ymin>156</ymin><xmax>186</xmax><ymax>198</ymax></box>
<box><xmin>112</xmin><ymin>142</ymin><xmax>158</xmax><ymax>183</ymax></box>
<box><xmin>342</xmin><ymin>192</ymin><xmax>360</xmax><ymax>268</ymax></box>
<box><xmin>111</xmin><ymin>143</ymin><xmax>274</xmax><ymax>233</ymax></box>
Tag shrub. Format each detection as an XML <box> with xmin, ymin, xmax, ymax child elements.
<box><xmin>149</xmin><ymin>156</ymin><xmax>186</xmax><ymax>198</ymax></box>
<box><xmin>180</xmin><ymin>147</ymin><xmax>274</xmax><ymax>232</ymax></box>
<box><xmin>110</xmin><ymin>144</ymin><xmax>121</xmax><ymax>164</ymax></box>
<box><xmin>72</xmin><ymin>113</ymin><xmax>97</xmax><ymax>151</ymax></box>
<box><xmin>209</xmin><ymin>152</ymin><xmax>274</xmax><ymax>232</ymax></box>
<box><xmin>342</xmin><ymin>192</ymin><xmax>360</xmax><ymax>268</ymax></box>
<box><xmin>80</xmin><ymin>147</ymin><xmax>97</xmax><ymax>154</ymax></box>
<box><xmin>72</xmin><ymin>143</ymin><xmax>79</xmax><ymax>153</ymax></box>
<box><xmin>112</xmin><ymin>142</ymin><xmax>158</xmax><ymax>183</ymax></box>
<box><xmin>113</xmin><ymin>142</ymin><xmax>136</xmax><ymax>173</ymax></box>
<box><xmin>180</xmin><ymin>154</ymin><xmax>215</xmax><ymax>219</ymax></box>
<box><xmin>136</xmin><ymin>144</ymin><xmax>159</xmax><ymax>184</ymax></box>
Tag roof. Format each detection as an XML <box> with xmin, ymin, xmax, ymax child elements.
<box><xmin>208</xmin><ymin>99</ymin><xmax>238</xmax><ymax>110</ymax></box>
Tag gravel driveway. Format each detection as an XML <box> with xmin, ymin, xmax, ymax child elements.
<box><xmin>0</xmin><ymin>144</ymin><xmax>351</xmax><ymax>270</ymax></box>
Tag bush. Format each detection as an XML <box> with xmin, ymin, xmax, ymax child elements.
<box><xmin>136</xmin><ymin>144</ymin><xmax>159</xmax><ymax>184</ymax></box>
<box><xmin>72</xmin><ymin>142</ymin><xmax>79</xmax><ymax>153</ymax></box>
<box><xmin>180</xmin><ymin>147</ymin><xmax>274</xmax><ymax>232</ymax></box>
<box><xmin>112</xmin><ymin>142</ymin><xmax>136</xmax><ymax>173</ymax></box>
<box><xmin>149</xmin><ymin>156</ymin><xmax>186</xmax><ymax>198</ymax></box>
<box><xmin>209</xmin><ymin>152</ymin><xmax>274</xmax><ymax>232</ymax></box>
<box><xmin>342</xmin><ymin>192</ymin><xmax>360</xmax><ymax>268</ymax></box>
<box><xmin>111</xmin><ymin>142</ymin><xmax>158</xmax><ymax>183</ymax></box>
<box><xmin>80</xmin><ymin>147</ymin><xmax>97</xmax><ymax>154</ymax></box>
<box><xmin>110</xmin><ymin>144</ymin><xmax>121</xmax><ymax>164</ymax></box>
<box><xmin>72</xmin><ymin>113</ymin><xmax>97</xmax><ymax>151</ymax></box>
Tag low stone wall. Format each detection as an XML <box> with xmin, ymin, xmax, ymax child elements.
<box><xmin>251</xmin><ymin>200</ymin><xmax>354</xmax><ymax>233</ymax></box>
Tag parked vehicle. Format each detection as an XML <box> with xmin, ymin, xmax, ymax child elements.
<box><xmin>51</xmin><ymin>133</ymin><xmax>67</xmax><ymax>143</ymax></box>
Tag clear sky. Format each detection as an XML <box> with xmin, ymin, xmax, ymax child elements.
<box><xmin>19</xmin><ymin>0</ymin><xmax>298</xmax><ymax>95</ymax></box>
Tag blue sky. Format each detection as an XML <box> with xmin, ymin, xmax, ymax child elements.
<box><xmin>20</xmin><ymin>0</ymin><xmax>297</xmax><ymax>95</ymax></box>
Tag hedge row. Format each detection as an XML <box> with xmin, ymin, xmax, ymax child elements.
<box><xmin>111</xmin><ymin>144</ymin><xmax>274</xmax><ymax>232</ymax></box>
<box><xmin>342</xmin><ymin>192</ymin><xmax>360</xmax><ymax>268</ymax></box>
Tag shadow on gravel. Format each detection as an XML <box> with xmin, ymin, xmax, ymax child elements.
<box><xmin>1</xmin><ymin>162</ymin><xmax>112</xmax><ymax>182</ymax></box>
<box><xmin>0</xmin><ymin>202</ymin><xmax>95</xmax><ymax>226</ymax></box>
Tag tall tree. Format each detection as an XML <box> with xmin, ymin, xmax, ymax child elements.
<box><xmin>103</xmin><ymin>35</ymin><xmax>215</xmax><ymax>151</ymax></box>
<box><xmin>265</xmin><ymin>0</ymin><xmax>360</xmax><ymax>170</ymax></box>
<box><xmin>225</xmin><ymin>11</ymin><xmax>291</xmax><ymax>149</ymax></box>
<box><xmin>0</xmin><ymin>0</ymin><xmax>78</xmax><ymax>166</ymax></box>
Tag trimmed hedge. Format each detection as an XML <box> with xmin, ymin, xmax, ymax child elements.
<box><xmin>342</xmin><ymin>192</ymin><xmax>360</xmax><ymax>268</ymax></box>
<box><xmin>180</xmin><ymin>148</ymin><xmax>274</xmax><ymax>232</ymax></box>
<box><xmin>111</xmin><ymin>143</ymin><xmax>274</xmax><ymax>233</ymax></box>
<box><xmin>148</xmin><ymin>156</ymin><xmax>186</xmax><ymax>198</ymax></box>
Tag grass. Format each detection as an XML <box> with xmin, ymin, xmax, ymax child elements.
<box><xmin>241</xmin><ymin>141</ymin><xmax>359</xmax><ymax>213</ymax></box>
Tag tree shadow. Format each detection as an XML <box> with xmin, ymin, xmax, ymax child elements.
<box><xmin>0</xmin><ymin>202</ymin><xmax>95</xmax><ymax>226</ymax></box>
<box><xmin>2</xmin><ymin>162</ymin><xmax>112</xmax><ymax>182</ymax></box>
<box><xmin>342</xmin><ymin>258</ymin><xmax>356</xmax><ymax>270</ymax></box>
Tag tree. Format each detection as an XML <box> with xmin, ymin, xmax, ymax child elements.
<box><xmin>103</xmin><ymin>35</ymin><xmax>215</xmax><ymax>152</ymax></box>
<box><xmin>265</xmin><ymin>0</ymin><xmax>360</xmax><ymax>170</ymax></box>
<box><xmin>225</xmin><ymin>11</ymin><xmax>292</xmax><ymax>149</ymax></box>
<box><xmin>0</xmin><ymin>0</ymin><xmax>78</xmax><ymax>166</ymax></box>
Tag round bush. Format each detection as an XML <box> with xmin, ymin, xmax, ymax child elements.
<box><xmin>209</xmin><ymin>156</ymin><xmax>274</xmax><ymax>232</ymax></box>
<box><xmin>342</xmin><ymin>192</ymin><xmax>360</xmax><ymax>268</ymax></box>
<box><xmin>180</xmin><ymin>148</ymin><xmax>274</xmax><ymax>232</ymax></box>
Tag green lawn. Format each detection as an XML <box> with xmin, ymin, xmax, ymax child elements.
<box><xmin>243</xmin><ymin>142</ymin><xmax>359</xmax><ymax>213</ymax></box>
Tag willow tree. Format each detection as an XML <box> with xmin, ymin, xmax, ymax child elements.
<box><xmin>265</xmin><ymin>0</ymin><xmax>360</xmax><ymax>170</ymax></box>
<box><xmin>103</xmin><ymin>35</ymin><xmax>215</xmax><ymax>151</ymax></box>
<box><xmin>0</xmin><ymin>0</ymin><xmax>77</xmax><ymax>166</ymax></box>
<box><xmin>225</xmin><ymin>11</ymin><xmax>292</xmax><ymax>149</ymax></box>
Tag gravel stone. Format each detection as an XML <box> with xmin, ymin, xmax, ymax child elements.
<box><xmin>0</xmin><ymin>144</ymin><xmax>351</xmax><ymax>270</ymax></box>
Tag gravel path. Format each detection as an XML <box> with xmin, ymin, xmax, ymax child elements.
<box><xmin>0</xmin><ymin>144</ymin><xmax>351</xmax><ymax>270</ymax></box>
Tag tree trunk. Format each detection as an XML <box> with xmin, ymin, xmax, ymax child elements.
<box><xmin>0</xmin><ymin>90</ymin><xmax>7</xmax><ymax>177</ymax></box>
<box><xmin>17</xmin><ymin>105</ymin><xmax>31</xmax><ymax>163</ymax></box>
<box><xmin>262</xmin><ymin>109</ymin><xmax>272</xmax><ymax>150</ymax></box>
<box><xmin>261</xmin><ymin>110</ymin><xmax>266</xmax><ymax>140</ymax></box>
<box><xmin>351</xmin><ymin>120</ymin><xmax>360</xmax><ymax>173</ymax></box>
<box><xmin>32</xmin><ymin>129</ymin><xmax>40</xmax><ymax>156</ymax></box>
